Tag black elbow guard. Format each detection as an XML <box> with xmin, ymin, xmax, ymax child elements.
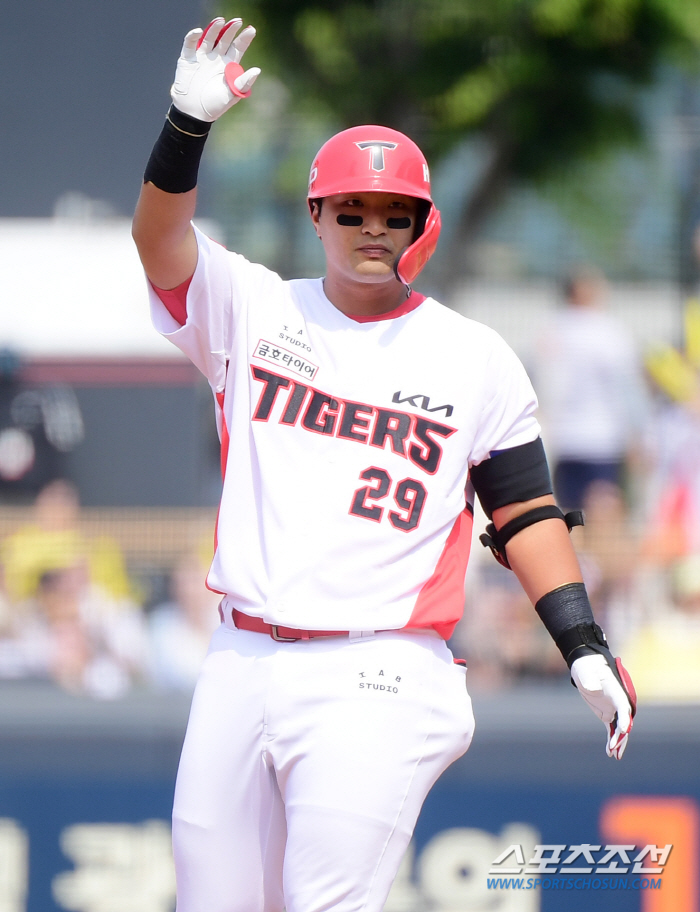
<box><xmin>470</xmin><ymin>438</ymin><xmax>552</xmax><ymax>518</ymax></box>
<box><xmin>472</xmin><ymin>438</ymin><xmax>582</xmax><ymax>569</ymax></box>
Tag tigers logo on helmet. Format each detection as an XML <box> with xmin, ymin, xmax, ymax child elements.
<box><xmin>354</xmin><ymin>141</ymin><xmax>398</xmax><ymax>172</ymax></box>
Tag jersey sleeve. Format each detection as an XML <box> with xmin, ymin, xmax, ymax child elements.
<box><xmin>148</xmin><ymin>225</ymin><xmax>277</xmax><ymax>393</ymax></box>
<box><xmin>470</xmin><ymin>331</ymin><xmax>541</xmax><ymax>467</ymax></box>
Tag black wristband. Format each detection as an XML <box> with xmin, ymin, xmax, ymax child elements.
<box><xmin>143</xmin><ymin>106</ymin><xmax>212</xmax><ymax>194</ymax></box>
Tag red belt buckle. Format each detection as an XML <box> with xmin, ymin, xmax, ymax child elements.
<box><xmin>270</xmin><ymin>625</ymin><xmax>301</xmax><ymax>642</ymax></box>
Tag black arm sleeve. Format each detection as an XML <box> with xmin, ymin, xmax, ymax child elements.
<box><xmin>470</xmin><ymin>437</ymin><xmax>553</xmax><ymax>519</ymax></box>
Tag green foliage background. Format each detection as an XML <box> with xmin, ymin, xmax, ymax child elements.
<box><xmin>209</xmin><ymin>0</ymin><xmax>700</xmax><ymax>288</ymax></box>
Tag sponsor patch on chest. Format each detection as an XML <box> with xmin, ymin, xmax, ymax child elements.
<box><xmin>253</xmin><ymin>339</ymin><xmax>319</xmax><ymax>380</ymax></box>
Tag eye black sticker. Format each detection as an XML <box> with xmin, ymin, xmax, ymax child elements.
<box><xmin>336</xmin><ymin>214</ymin><xmax>413</xmax><ymax>229</ymax></box>
<box><xmin>336</xmin><ymin>214</ymin><xmax>364</xmax><ymax>226</ymax></box>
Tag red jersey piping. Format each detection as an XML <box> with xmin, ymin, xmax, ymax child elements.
<box><xmin>346</xmin><ymin>291</ymin><xmax>426</xmax><ymax>323</ymax></box>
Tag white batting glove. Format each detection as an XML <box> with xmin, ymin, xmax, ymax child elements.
<box><xmin>170</xmin><ymin>17</ymin><xmax>261</xmax><ymax>122</ymax></box>
<box><xmin>571</xmin><ymin>653</ymin><xmax>636</xmax><ymax>760</ymax></box>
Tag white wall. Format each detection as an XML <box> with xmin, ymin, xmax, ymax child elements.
<box><xmin>1</xmin><ymin>219</ymin><xmax>177</xmax><ymax>358</ymax></box>
<box><xmin>452</xmin><ymin>280</ymin><xmax>683</xmax><ymax>368</ymax></box>
<box><xmin>1</xmin><ymin>218</ymin><xmax>684</xmax><ymax>361</ymax></box>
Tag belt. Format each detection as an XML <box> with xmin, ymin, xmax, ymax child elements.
<box><xmin>231</xmin><ymin>608</ymin><xmax>353</xmax><ymax>642</ymax></box>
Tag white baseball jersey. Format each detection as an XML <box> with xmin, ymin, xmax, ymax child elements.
<box><xmin>150</xmin><ymin>226</ymin><xmax>540</xmax><ymax>638</ymax></box>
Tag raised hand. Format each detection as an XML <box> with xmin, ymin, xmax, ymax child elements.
<box><xmin>170</xmin><ymin>17</ymin><xmax>260</xmax><ymax>122</ymax></box>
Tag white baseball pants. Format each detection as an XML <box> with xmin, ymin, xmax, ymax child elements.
<box><xmin>172</xmin><ymin>623</ymin><xmax>475</xmax><ymax>912</ymax></box>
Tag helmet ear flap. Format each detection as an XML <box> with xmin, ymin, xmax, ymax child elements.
<box><xmin>394</xmin><ymin>206</ymin><xmax>441</xmax><ymax>286</ymax></box>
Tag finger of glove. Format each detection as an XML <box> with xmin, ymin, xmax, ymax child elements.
<box><xmin>607</xmin><ymin>717</ymin><xmax>632</xmax><ymax>760</ymax></box>
<box><xmin>235</xmin><ymin>66</ymin><xmax>260</xmax><ymax>94</ymax></box>
<box><xmin>607</xmin><ymin>729</ymin><xmax>630</xmax><ymax>760</ymax></box>
<box><xmin>615</xmin><ymin>735</ymin><xmax>629</xmax><ymax>759</ymax></box>
<box><xmin>180</xmin><ymin>29</ymin><xmax>203</xmax><ymax>62</ymax></box>
<box><xmin>616</xmin><ymin>657</ymin><xmax>637</xmax><ymax>716</ymax></box>
<box><xmin>215</xmin><ymin>19</ymin><xmax>243</xmax><ymax>55</ymax></box>
<box><xmin>601</xmin><ymin>670</ymin><xmax>632</xmax><ymax>732</ymax></box>
<box><xmin>227</xmin><ymin>25</ymin><xmax>256</xmax><ymax>63</ymax></box>
<box><xmin>606</xmin><ymin>736</ymin><xmax>623</xmax><ymax>759</ymax></box>
<box><xmin>198</xmin><ymin>18</ymin><xmax>226</xmax><ymax>53</ymax></box>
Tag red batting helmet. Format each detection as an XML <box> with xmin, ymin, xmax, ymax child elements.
<box><xmin>308</xmin><ymin>125</ymin><xmax>441</xmax><ymax>286</ymax></box>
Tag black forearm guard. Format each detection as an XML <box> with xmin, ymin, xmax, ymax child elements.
<box><xmin>535</xmin><ymin>583</ymin><xmax>636</xmax><ymax>718</ymax></box>
<box><xmin>535</xmin><ymin>583</ymin><xmax>637</xmax><ymax>716</ymax></box>
<box><xmin>143</xmin><ymin>106</ymin><xmax>212</xmax><ymax>193</ymax></box>
<box><xmin>535</xmin><ymin>582</ymin><xmax>607</xmax><ymax>667</ymax></box>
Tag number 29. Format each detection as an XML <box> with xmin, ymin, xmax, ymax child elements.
<box><xmin>349</xmin><ymin>467</ymin><xmax>427</xmax><ymax>532</ymax></box>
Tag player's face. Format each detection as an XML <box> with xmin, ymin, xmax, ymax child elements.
<box><xmin>312</xmin><ymin>192</ymin><xmax>419</xmax><ymax>283</ymax></box>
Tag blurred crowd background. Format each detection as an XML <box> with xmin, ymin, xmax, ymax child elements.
<box><xmin>3</xmin><ymin>0</ymin><xmax>700</xmax><ymax>704</ymax></box>
<box><xmin>0</xmin><ymin>477</ymin><xmax>220</xmax><ymax>698</ymax></box>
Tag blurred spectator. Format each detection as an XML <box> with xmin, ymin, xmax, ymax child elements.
<box><xmin>0</xmin><ymin>478</ymin><xmax>132</xmax><ymax>603</ymax></box>
<box><xmin>0</xmin><ymin>564</ymin><xmax>12</xmax><ymax>638</ymax></box>
<box><xmin>0</xmin><ymin>565</ymin><xmax>147</xmax><ymax>699</ymax></box>
<box><xmin>148</xmin><ymin>553</ymin><xmax>220</xmax><ymax>691</ymax></box>
<box><xmin>536</xmin><ymin>267</ymin><xmax>648</xmax><ymax>510</ymax></box>
<box><xmin>641</xmin><ymin>379</ymin><xmax>700</xmax><ymax>566</ymax></box>
<box><xmin>0</xmin><ymin>348</ymin><xmax>84</xmax><ymax>501</ymax></box>
<box><xmin>620</xmin><ymin>554</ymin><xmax>700</xmax><ymax>702</ymax></box>
<box><xmin>454</xmin><ymin>555</ymin><xmax>563</xmax><ymax>689</ymax></box>
<box><xmin>619</xmin><ymin>293</ymin><xmax>700</xmax><ymax>702</ymax></box>
<box><xmin>575</xmin><ymin>480</ymin><xmax>640</xmax><ymax>637</ymax></box>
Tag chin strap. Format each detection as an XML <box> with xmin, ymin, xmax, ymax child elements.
<box><xmin>480</xmin><ymin>506</ymin><xmax>584</xmax><ymax>570</ymax></box>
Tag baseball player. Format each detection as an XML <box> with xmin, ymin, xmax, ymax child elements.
<box><xmin>132</xmin><ymin>17</ymin><xmax>637</xmax><ymax>912</ymax></box>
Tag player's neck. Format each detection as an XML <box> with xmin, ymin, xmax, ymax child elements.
<box><xmin>322</xmin><ymin>273</ymin><xmax>410</xmax><ymax>319</ymax></box>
